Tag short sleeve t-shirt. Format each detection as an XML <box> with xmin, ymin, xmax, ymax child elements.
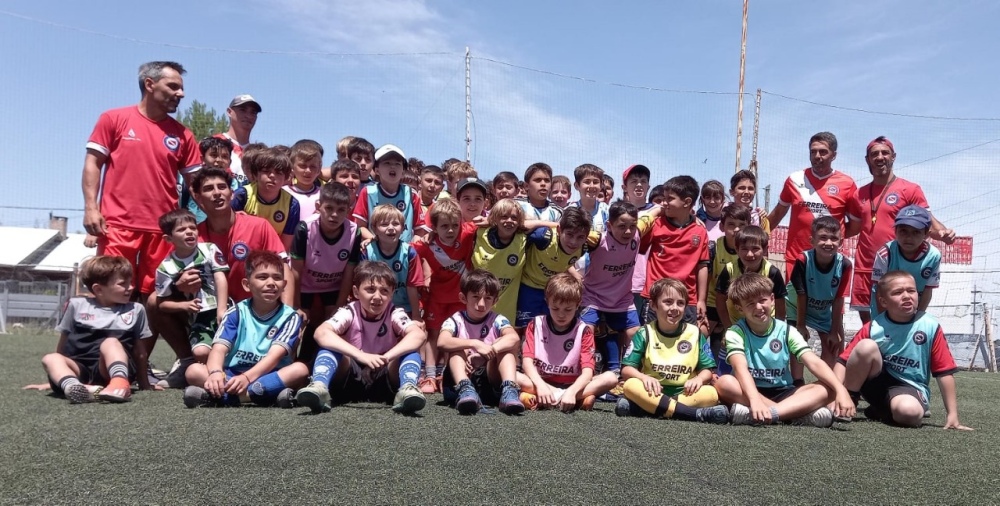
<box><xmin>86</xmin><ymin>106</ymin><xmax>202</xmax><ymax>232</ymax></box>
<box><xmin>56</xmin><ymin>298</ymin><xmax>153</xmax><ymax>362</ymax></box>
<box><xmin>789</xmin><ymin>250</ymin><xmax>852</xmax><ymax>332</ymax></box>
<box><xmin>778</xmin><ymin>169</ymin><xmax>861</xmax><ymax>275</ymax></box>
<box><xmin>213</xmin><ymin>300</ymin><xmax>301</xmax><ymax>373</ymax></box>
<box><xmin>852</xmin><ymin>178</ymin><xmax>929</xmax><ymax>273</ymax></box>
<box><xmin>640</xmin><ymin>216</ymin><xmax>710</xmax><ymax>304</ymax></box>
<box><xmin>522</xmin><ymin>316</ymin><xmax>596</xmax><ymax>385</ymax></box>
<box><xmin>232</xmin><ymin>184</ymin><xmax>301</xmax><ymax>237</ymax></box>
<box><xmin>154</xmin><ymin>242</ymin><xmax>230</xmax><ymax>311</ymax></box>
<box><xmin>725</xmin><ymin>318</ymin><xmax>810</xmax><ymax>389</ymax></box>
<box><xmin>412</xmin><ymin>222</ymin><xmax>477</xmax><ymax>305</ymax></box>
<box><xmin>522</xmin><ymin>228</ymin><xmax>583</xmax><ymax>290</ymax></box>
<box><xmin>870</xmin><ymin>240</ymin><xmax>941</xmax><ymax>314</ymax></box>
<box><xmin>621</xmin><ymin>322</ymin><xmax>715</xmax><ymax>397</ymax></box>
<box><xmin>198</xmin><ymin>212</ymin><xmax>288</xmax><ymax>302</ymax></box>
<box><xmin>285</xmin><ymin>183</ymin><xmax>322</xmax><ymax>224</ymax></box>
<box><xmin>360</xmin><ymin>241</ymin><xmax>423</xmax><ymax>313</ymax></box>
<box><xmin>291</xmin><ymin>217</ymin><xmax>361</xmax><ymax>294</ymax></box>
<box><xmin>326</xmin><ymin>302</ymin><xmax>416</xmax><ymax>355</ymax></box>
<box><xmin>471</xmin><ymin>228</ymin><xmax>527</xmax><ymax>322</ymax></box>
<box><xmin>352</xmin><ymin>183</ymin><xmax>425</xmax><ymax>243</ymax></box>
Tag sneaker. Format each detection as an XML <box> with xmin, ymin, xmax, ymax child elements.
<box><xmin>275</xmin><ymin>388</ymin><xmax>297</xmax><ymax>409</ymax></box>
<box><xmin>614</xmin><ymin>397</ymin><xmax>634</xmax><ymax>417</ymax></box>
<box><xmin>97</xmin><ymin>378</ymin><xmax>132</xmax><ymax>403</ymax></box>
<box><xmin>418</xmin><ymin>377</ymin><xmax>437</xmax><ymax>394</ymax></box>
<box><xmin>578</xmin><ymin>395</ymin><xmax>596</xmax><ymax>411</ymax></box>
<box><xmin>695</xmin><ymin>404</ymin><xmax>731</xmax><ymax>424</ymax></box>
<box><xmin>597</xmin><ymin>392</ymin><xmax>620</xmax><ymax>402</ymax></box>
<box><xmin>392</xmin><ymin>384</ymin><xmax>427</xmax><ymax>414</ymax></box>
<box><xmin>295</xmin><ymin>381</ymin><xmax>332</xmax><ymax>413</ymax></box>
<box><xmin>793</xmin><ymin>406</ymin><xmax>834</xmax><ymax>428</ymax></box>
<box><xmin>730</xmin><ymin>403</ymin><xmax>752</xmax><ymax>425</ymax></box>
<box><xmin>455</xmin><ymin>380</ymin><xmax>481</xmax><ymax>415</ymax></box>
<box><xmin>183</xmin><ymin>385</ymin><xmax>214</xmax><ymax>408</ymax></box>
<box><xmin>65</xmin><ymin>383</ymin><xmax>96</xmax><ymax>404</ymax></box>
<box><xmin>157</xmin><ymin>358</ymin><xmax>192</xmax><ymax>389</ymax></box>
<box><xmin>498</xmin><ymin>383</ymin><xmax>525</xmax><ymax>415</ymax></box>
<box><xmin>147</xmin><ymin>361</ymin><xmax>168</xmax><ymax>380</ymax></box>
<box><xmin>519</xmin><ymin>392</ymin><xmax>538</xmax><ymax>411</ymax></box>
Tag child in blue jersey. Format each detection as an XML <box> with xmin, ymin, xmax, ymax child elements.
<box><xmin>519</xmin><ymin>162</ymin><xmax>563</xmax><ymax>222</ymax></box>
<box><xmin>360</xmin><ymin>204</ymin><xmax>424</xmax><ymax>321</ymax></box>
<box><xmin>715</xmin><ymin>272</ymin><xmax>854</xmax><ymax>426</ymax></box>
<box><xmin>352</xmin><ymin>144</ymin><xmax>426</xmax><ymax>243</ymax></box>
<box><xmin>182</xmin><ymin>250</ymin><xmax>309</xmax><ymax>408</ymax></box>
<box><xmin>870</xmin><ymin>205</ymin><xmax>941</xmax><ymax>316</ymax></box>
<box><xmin>437</xmin><ymin>269</ymin><xmax>526</xmax><ymax>415</ymax></box>
<box><xmin>836</xmin><ymin>271</ymin><xmax>970</xmax><ymax>429</ymax></box>
<box><xmin>789</xmin><ymin>216</ymin><xmax>853</xmax><ymax>368</ymax></box>
<box><xmin>295</xmin><ymin>261</ymin><xmax>427</xmax><ymax>414</ymax></box>
<box><xmin>568</xmin><ymin>164</ymin><xmax>610</xmax><ymax>233</ymax></box>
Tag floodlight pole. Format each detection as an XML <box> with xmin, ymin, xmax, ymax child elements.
<box><xmin>465</xmin><ymin>46</ymin><xmax>472</xmax><ymax>163</ymax></box>
<box><xmin>735</xmin><ymin>0</ymin><xmax>749</xmax><ymax>173</ymax></box>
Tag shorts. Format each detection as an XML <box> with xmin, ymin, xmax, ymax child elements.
<box><xmin>301</xmin><ymin>291</ymin><xmax>339</xmax><ymax>309</ymax></box>
<box><xmin>850</xmin><ymin>269</ymin><xmax>873</xmax><ymax>312</ymax></box>
<box><xmin>633</xmin><ymin>293</ymin><xmax>651</xmax><ymax>325</ymax></box>
<box><xmin>705</xmin><ymin>306</ymin><xmax>720</xmax><ymax>323</ymax></box>
<box><xmin>189</xmin><ymin>310</ymin><xmax>219</xmax><ymax>350</ymax></box>
<box><xmin>860</xmin><ymin>368</ymin><xmax>927</xmax><ymax>421</ymax></box>
<box><xmin>331</xmin><ymin>361</ymin><xmax>397</xmax><ymax>404</ymax></box>
<box><xmin>580</xmin><ymin>307</ymin><xmax>640</xmax><ymax>332</ymax></box>
<box><xmin>594</xmin><ymin>334</ymin><xmax>622</xmax><ymax>374</ymax></box>
<box><xmin>757</xmin><ymin>385</ymin><xmax>798</xmax><ymax>403</ymax></box>
<box><xmin>49</xmin><ymin>356</ymin><xmax>136</xmax><ymax>395</ymax></box>
<box><xmin>516</xmin><ymin>284</ymin><xmax>547</xmax><ymax>328</ymax></box>
<box><xmin>97</xmin><ymin>225</ymin><xmax>172</xmax><ymax>295</ymax></box>
<box><xmin>424</xmin><ymin>300</ymin><xmax>465</xmax><ymax>331</ymax></box>
<box><xmin>643</xmin><ymin>303</ymin><xmax>699</xmax><ymax>328</ymax></box>
<box><xmin>442</xmin><ymin>365</ymin><xmax>501</xmax><ymax>406</ymax></box>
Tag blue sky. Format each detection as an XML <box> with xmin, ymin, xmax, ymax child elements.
<box><xmin>1</xmin><ymin>1</ymin><xmax>999</xmax><ymax>283</ymax></box>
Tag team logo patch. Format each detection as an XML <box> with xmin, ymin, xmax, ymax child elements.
<box><xmin>913</xmin><ymin>331</ymin><xmax>928</xmax><ymax>345</ymax></box>
<box><xmin>569</xmin><ymin>256</ymin><xmax>579</xmax><ymax>266</ymax></box>
<box><xmin>480</xmin><ymin>325</ymin><xmax>490</xmax><ymax>339</ymax></box>
<box><xmin>392</xmin><ymin>261</ymin><xmax>403</xmax><ymax>272</ymax></box>
<box><xmin>215</xmin><ymin>250</ymin><xmax>227</xmax><ymax>267</ymax></box>
<box><xmin>507</xmin><ymin>254</ymin><xmax>519</xmax><ymax>266</ymax></box>
<box><xmin>921</xmin><ymin>267</ymin><xmax>932</xmax><ymax>279</ymax></box>
<box><xmin>273</xmin><ymin>211</ymin><xmax>285</xmax><ymax>223</ymax></box>
<box><xmin>827</xmin><ymin>186</ymin><xmax>839</xmax><ymax>195</ymax></box>
<box><xmin>903</xmin><ymin>207</ymin><xmax>918</xmax><ymax>217</ymax></box>
<box><xmin>267</xmin><ymin>326</ymin><xmax>278</xmax><ymax>339</ymax></box>
<box><xmin>677</xmin><ymin>341</ymin><xmax>692</xmax><ymax>354</ymax></box>
<box><xmin>338</xmin><ymin>249</ymin><xmax>350</xmax><ymax>261</ymax></box>
<box><xmin>120</xmin><ymin>311</ymin><xmax>134</xmax><ymax>325</ymax></box>
<box><xmin>377</xmin><ymin>323</ymin><xmax>388</xmax><ymax>337</ymax></box>
<box><xmin>769</xmin><ymin>339</ymin><xmax>782</xmax><ymax>353</ymax></box>
<box><xmin>163</xmin><ymin>135</ymin><xmax>180</xmax><ymax>152</ymax></box>
<box><xmin>232</xmin><ymin>242</ymin><xmax>249</xmax><ymax>261</ymax></box>
<box><xmin>691</xmin><ymin>236</ymin><xmax>700</xmax><ymax>247</ymax></box>
<box><xmin>885</xmin><ymin>193</ymin><xmax>899</xmax><ymax>205</ymax></box>
<box><xmin>832</xmin><ymin>276</ymin><xmax>841</xmax><ymax>288</ymax></box>
<box><xmin>396</xmin><ymin>201</ymin><xmax>406</xmax><ymax>211</ymax></box>
<box><xmin>630</xmin><ymin>239</ymin><xmax>638</xmax><ymax>251</ymax></box>
<box><xmin>563</xmin><ymin>338</ymin><xmax>575</xmax><ymax>352</ymax></box>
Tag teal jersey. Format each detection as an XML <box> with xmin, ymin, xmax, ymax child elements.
<box><xmin>870</xmin><ymin>240</ymin><xmax>941</xmax><ymax>315</ymax></box>
<box><xmin>361</xmin><ymin>241</ymin><xmax>418</xmax><ymax>312</ymax></box>
<box><xmin>213</xmin><ymin>300</ymin><xmax>302</xmax><ymax>374</ymax></box>
<box><xmin>725</xmin><ymin>318</ymin><xmax>810</xmax><ymax>388</ymax></box>
<box><xmin>363</xmin><ymin>182</ymin><xmax>417</xmax><ymax>242</ymax></box>
<box><xmin>789</xmin><ymin>250</ymin><xmax>852</xmax><ymax>333</ymax></box>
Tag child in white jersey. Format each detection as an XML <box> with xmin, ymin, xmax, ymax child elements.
<box><xmin>520</xmin><ymin>273</ymin><xmax>617</xmax><ymax>411</ymax></box>
<box><xmin>285</xmin><ymin>139</ymin><xmax>324</xmax><ymax>223</ymax></box>
<box><xmin>437</xmin><ymin>269</ymin><xmax>526</xmax><ymax>415</ymax></box>
<box><xmin>295</xmin><ymin>261</ymin><xmax>427</xmax><ymax>414</ymax></box>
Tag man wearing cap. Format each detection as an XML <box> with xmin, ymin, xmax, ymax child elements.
<box><xmin>851</xmin><ymin>136</ymin><xmax>955</xmax><ymax>323</ymax></box>
<box><xmin>82</xmin><ymin>61</ymin><xmax>203</xmax><ymax>385</ymax></box>
<box><xmin>217</xmin><ymin>94</ymin><xmax>262</xmax><ymax>186</ymax></box>
<box><xmin>352</xmin><ymin>144</ymin><xmax>426</xmax><ymax>243</ymax></box>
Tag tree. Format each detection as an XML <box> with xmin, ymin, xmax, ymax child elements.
<box><xmin>177</xmin><ymin>100</ymin><xmax>229</xmax><ymax>140</ymax></box>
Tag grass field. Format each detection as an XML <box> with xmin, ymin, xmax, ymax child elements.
<box><xmin>3</xmin><ymin>333</ymin><xmax>999</xmax><ymax>505</ymax></box>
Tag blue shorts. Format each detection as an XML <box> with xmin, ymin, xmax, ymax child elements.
<box><xmin>516</xmin><ymin>284</ymin><xmax>547</xmax><ymax>327</ymax></box>
<box><xmin>580</xmin><ymin>307</ymin><xmax>640</xmax><ymax>332</ymax></box>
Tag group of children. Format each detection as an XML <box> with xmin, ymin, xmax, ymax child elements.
<box><xmin>39</xmin><ymin>134</ymin><xmax>970</xmax><ymax>429</ymax></box>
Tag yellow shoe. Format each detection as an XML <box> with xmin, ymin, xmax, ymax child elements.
<box><xmin>519</xmin><ymin>392</ymin><xmax>538</xmax><ymax>411</ymax></box>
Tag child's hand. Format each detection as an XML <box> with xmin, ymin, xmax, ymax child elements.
<box><xmin>944</xmin><ymin>414</ymin><xmax>973</xmax><ymax>431</ymax></box>
<box><xmin>749</xmin><ymin>397</ymin><xmax>770</xmax><ymax>423</ymax></box>
<box><xmin>558</xmin><ymin>388</ymin><xmax>578</xmax><ymax>412</ymax></box>
<box><xmin>176</xmin><ymin>269</ymin><xmax>203</xmax><ymax>296</ymax></box>
<box><xmin>205</xmin><ymin>373</ymin><xmax>226</xmax><ymax>398</ymax></box>
<box><xmin>360</xmin><ymin>237</ymin><xmax>373</xmax><ymax>249</ymax></box>
<box><xmin>642</xmin><ymin>375</ymin><xmax>662</xmax><ymax>397</ymax></box>
<box><xmin>357</xmin><ymin>352</ymin><xmax>387</xmax><ymax>370</ymax></box>
<box><xmin>683</xmin><ymin>378</ymin><xmax>704</xmax><ymax>396</ymax></box>
<box><xmin>535</xmin><ymin>383</ymin><xmax>556</xmax><ymax>407</ymax></box>
<box><xmin>22</xmin><ymin>383</ymin><xmax>51</xmax><ymax>391</ymax></box>
<box><xmin>296</xmin><ymin>308</ymin><xmax>310</xmax><ymax>327</ymax></box>
<box><xmin>225</xmin><ymin>373</ymin><xmax>250</xmax><ymax>395</ymax></box>
<box><xmin>757</xmin><ymin>207</ymin><xmax>767</xmax><ymax>221</ymax></box>
<box><xmin>471</xmin><ymin>341</ymin><xmax>495</xmax><ymax>360</ymax></box>
<box><xmin>183</xmin><ymin>298</ymin><xmax>203</xmax><ymax>314</ymax></box>
<box><xmin>832</xmin><ymin>387</ymin><xmax>855</xmax><ymax>419</ymax></box>
<box><xmin>471</xmin><ymin>215</ymin><xmax>488</xmax><ymax>227</ymax></box>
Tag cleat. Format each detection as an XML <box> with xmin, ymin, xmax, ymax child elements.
<box><xmin>614</xmin><ymin>397</ymin><xmax>633</xmax><ymax>417</ymax></box>
<box><xmin>275</xmin><ymin>388</ymin><xmax>297</xmax><ymax>409</ymax></box>
<box><xmin>455</xmin><ymin>380</ymin><xmax>482</xmax><ymax>415</ymax></box>
<box><xmin>65</xmin><ymin>384</ymin><xmax>96</xmax><ymax>404</ymax></box>
<box><xmin>793</xmin><ymin>407</ymin><xmax>834</xmax><ymax>428</ymax></box>
<box><xmin>183</xmin><ymin>386</ymin><xmax>214</xmax><ymax>408</ymax></box>
<box><xmin>157</xmin><ymin>358</ymin><xmax>192</xmax><ymax>389</ymax></box>
<box><xmin>295</xmin><ymin>381</ymin><xmax>332</xmax><ymax>413</ymax></box>
<box><xmin>730</xmin><ymin>403</ymin><xmax>752</xmax><ymax>425</ymax></box>
<box><xmin>695</xmin><ymin>404</ymin><xmax>731</xmax><ymax>424</ymax></box>
<box><xmin>392</xmin><ymin>384</ymin><xmax>426</xmax><ymax>414</ymax></box>
<box><xmin>519</xmin><ymin>392</ymin><xmax>538</xmax><ymax>411</ymax></box>
<box><xmin>97</xmin><ymin>379</ymin><xmax>132</xmax><ymax>403</ymax></box>
<box><xmin>498</xmin><ymin>383</ymin><xmax>525</xmax><ymax>415</ymax></box>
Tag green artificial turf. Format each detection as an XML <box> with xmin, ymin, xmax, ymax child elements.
<box><xmin>2</xmin><ymin>333</ymin><xmax>998</xmax><ymax>504</ymax></box>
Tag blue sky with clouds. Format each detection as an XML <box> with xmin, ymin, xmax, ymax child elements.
<box><xmin>1</xmin><ymin>1</ymin><xmax>999</xmax><ymax>282</ymax></box>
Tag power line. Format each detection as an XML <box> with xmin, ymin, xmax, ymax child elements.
<box><xmin>762</xmin><ymin>90</ymin><xmax>1000</xmax><ymax>121</ymax></box>
<box><xmin>853</xmin><ymin>136</ymin><xmax>1000</xmax><ymax>186</ymax></box>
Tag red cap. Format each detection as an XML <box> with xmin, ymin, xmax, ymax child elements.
<box><xmin>622</xmin><ymin>164</ymin><xmax>650</xmax><ymax>183</ymax></box>
<box><xmin>866</xmin><ymin>136</ymin><xmax>894</xmax><ymax>155</ymax></box>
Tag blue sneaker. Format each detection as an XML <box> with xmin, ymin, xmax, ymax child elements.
<box><xmin>455</xmin><ymin>379</ymin><xmax>482</xmax><ymax>415</ymax></box>
<box><xmin>498</xmin><ymin>381</ymin><xmax>524</xmax><ymax>415</ymax></box>
<box><xmin>695</xmin><ymin>404</ymin><xmax>731</xmax><ymax>424</ymax></box>
<box><xmin>614</xmin><ymin>397</ymin><xmax>646</xmax><ymax>417</ymax></box>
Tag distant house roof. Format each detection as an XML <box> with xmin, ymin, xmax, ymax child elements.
<box><xmin>34</xmin><ymin>234</ymin><xmax>95</xmax><ymax>273</ymax></box>
<box><xmin>0</xmin><ymin>227</ymin><xmax>59</xmax><ymax>267</ymax></box>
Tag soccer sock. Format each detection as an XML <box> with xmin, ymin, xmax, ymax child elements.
<box><xmin>248</xmin><ymin>371</ymin><xmax>287</xmax><ymax>406</ymax></box>
<box><xmin>311</xmin><ymin>350</ymin><xmax>340</xmax><ymax>387</ymax></box>
<box><xmin>424</xmin><ymin>364</ymin><xmax>439</xmax><ymax>379</ymax></box>
<box><xmin>58</xmin><ymin>375</ymin><xmax>81</xmax><ymax>392</ymax></box>
<box><xmin>108</xmin><ymin>361</ymin><xmax>129</xmax><ymax>380</ymax></box>
<box><xmin>769</xmin><ymin>406</ymin><xmax>780</xmax><ymax>424</ymax></box>
<box><xmin>398</xmin><ymin>351</ymin><xmax>422</xmax><ymax>388</ymax></box>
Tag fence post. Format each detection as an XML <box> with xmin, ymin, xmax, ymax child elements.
<box><xmin>986</xmin><ymin>307</ymin><xmax>997</xmax><ymax>372</ymax></box>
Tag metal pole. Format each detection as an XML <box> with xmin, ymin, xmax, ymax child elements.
<box><xmin>465</xmin><ymin>46</ymin><xmax>472</xmax><ymax>163</ymax></box>
<box><xmin>734</xmin><ymin>0</ymin><xmax>749</xmax><ymax>173</ymax></box>
<box><xmin>752</xmin><ymin>88</ymin><xmax>761</xmax><ymax>164</ymax></box>
<box><xmin>986</xmin><ymin>306</ymin><xmax>997</xmax><ymax>372</ymax></box>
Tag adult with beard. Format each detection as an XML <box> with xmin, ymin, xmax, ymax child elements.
<box><xmin>217</xmin><ymin>94</ymin><xmax>262</xmax><ymax>187</ymax></box>
<box><xmin>82</xmin><ymin>61</ymin><xmax>202</xmax><ymax>387</ymax></box>
<box><xmin>850</xmin><ymin>136</ymin><xmax>955</xmax><ymax>323</ymax></box>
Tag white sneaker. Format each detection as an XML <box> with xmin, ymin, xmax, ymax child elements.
<box><xmin>295</xmin><ymin>381</ymin><xmax>331</xmax><ymax>413</ymax></box>
<box><xmin>392</xmin><ymin>384</ymin><xmax>426</xmax><ymax>414</ymax></box>
<box><xmin>730</xmin><ymin>403</ymin><xmax>752</xmax><ymax>425</ymax></box>
<box><xmin>793</xmin><ymin>407</ymin><xmax>834</xmax><ymax>428</ymax></box>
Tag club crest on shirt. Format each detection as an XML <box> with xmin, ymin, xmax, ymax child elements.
<box><xmin>378</xmin><ymin>323</ymin><xmax>388</xmax><ymax>337</ymax></box>
<box><xmin>392</xmin><ymin>261</ymin><xmax>403</xmax><ymax>272</ymax></box>
<box><xmin>832</xmin><ymin>276</ymin><xmax>841</xmax><ymax>288</ymax></box>
<box><xmin>120</xmin><ymin>311</ymin><xmax>134</xmax><ymax>325</ymax></box>
<box><xmin>827</xmin><ymin>186</ymin><xmax>839</xmax><ymax>196</ymax></box>
<box><xmin>921</xmin><ymin>267</ymin><xmax>932</xmax><ymax>279</ymax></box>
<box><xmin>885</xmin><ymin>193</ymin><xmax>899</xmax><ymax>205</ymax></box>
<box><xmin>163</xmin><ymin>135</ymin><xmax>180</xmax><ymax>152</ymax></box>
<box><xmin>480</xmin><ymin>325</ymin><xmax>490</xmax><ymax>339</ymax></box>
<box><xmin>214</xmin><ymin>250</ymin><xmax>227</xmax><ymax>267</ymax></box>
<box><xmin>563</xmin><ymin>338</ymin><xmax>575</xmax><ymax>352</ymax></box>
<box><xmin>691</xmin><ymin>236</ymin><xmax>701</xmax><ymax>247</ymax></box>
<box><xmin>338</xmin><ymin>249</ymin><xmax>350</xmax><ymax>261</ymax></box>
<box><xmin>267</xmin><ymin>326</ymin><xmax>278</xmax><ymax>339</ymax></box>
<box><xmin>274</xmin><ymin>211</ymin><xmax>285</xmax><ymax>223</ymax></box>
<box><xmin>568</xmin><ymin>256</ymin><xmax>578</xmax><ymax>266</ymax></box>
<box><xmin>913</xmin><ymin>331</ymin><xmax>928</xmax><ymax>345</ymax></box>
<box><xmin>630</xmin><ymin>239</ymin><xmax>638</xmax><ymax>251</ymax></box>
<box><xmin>769</xmin><ymin>339</ymin><xmax>782</xmax><ymax>353</ymax></box>
<box><xmin>232</xmin><ymin>242</ymin><xmax>249</xmax><ymax>261</ymax></box>
<box><xmin>677</xmin><ymin>341</ymin><xmax>692</xmax><ymax>354</ymax></box>
<box><xmin>396</xmin><ymin>201</ymin><xmax>406</xmax><ymax>211</ymax></box>
<box><xmin>507</xmin><ymin>254</ymin><xmax>519</xmax><ymax>266</ymax></box>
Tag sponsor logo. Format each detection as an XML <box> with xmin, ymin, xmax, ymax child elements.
<box><xmin>769</xmin><ymin>339</ymin><xmax>782</xmax><ymax>353</ymax></box>
<box><xmin>338</xmin><ymin>249</ymin><xmax>350</xmax><ymax>261</ymax></box>
<box><xmin>232</xmin><ymin>242</ymin><xmax>249</xmax><ymax>260</ymax></box>
<box><xmin>273</xmin><ymin>211</ymin><xmax>285</xmax><ymax>223</ymax></box>
<box><xmin>885</xmin><ymin>193</ymin><xmax>899</xmax><ymax>205</ymax></box>
<box><xmin>563</xmin><ymin>338</ymin><xmax>575</xmax><ymax>352</ymax></box>
<box><xmin>163</xmin><ymin>135</ymin><xmax>180</xmax><ymax>152</ymax></box>
<box><xmin>913</xmin><ymin>331</ymin><xmax>928</xmax><ymax>345</ymax></box>
<box><xmin>507</xmin><ymin>254</ymin><xmax>519</xmax><ymax>266</ymax></box>
<box><xmin>677</xmin><ymin>341</ymin><xmax>692</xmax><ymax>354</ymax></box>
<box><xmin>827</xmin><ymin>185</ymin><xmax>839</xmax><ymax>195</ymax></box>
<box><xmin>120</xmin><ymin>311</ymin><xmax>134</xmax><ymax>325</ymax></box>
<box><xmin>921</xmin><ymin>267</ymin><xmax>932</xmax><ymax>279</ymax></box>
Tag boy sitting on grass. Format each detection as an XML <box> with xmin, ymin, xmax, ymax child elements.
<box><xmin>42</xmin><ymin>256</ymin><xmax>154</xmax><ymax>403</ymax></box>
<box><xmin>295</xmin><ymin>261</ymin><xmax>427</xmax><ymax>414</ymax></box>
<box><xmin>183</xmin><ymin>250</ymin><xmax>309</xmax><ymax>408</ymax></box>
<box><xmin>520</xmin><ymin>273</ymin><xmax>618</xmax><ymax>412</ymax></box>
<box><xmin>616</xmin><ymin>278</ymin><xmax>729</xmax><ymax>423</ymax></box>
<box><xmin>437</xmin><ymin>269</ymin><xmax>525</xmax><ymax>415</ymax></box>
<box><xmin>836</xmin><ymin>271</ymin><xmax>970</xmax><ymax>430</ymax></box>
<box><xmin>715</xmin><ymin>272</ymin><xmax>854</xmax><ymax>427</ymax></box>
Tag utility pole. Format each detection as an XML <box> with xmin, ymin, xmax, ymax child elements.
<box><xmin>734</xmin><ymin>0</ymin><xmax>749</xmax><ymax>172</ymax></box>
<box><xmin>464</xmin><ymin>46</ymin><xmax>472</xmax><ymax>163</ymax></box>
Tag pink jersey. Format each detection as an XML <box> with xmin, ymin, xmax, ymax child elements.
<box><xmin>300</xmin><ymin>216</ymin><xmax>357</xmax><ymax>294</ymax></box>
<box><xmin>442</xmin><ymin>310</ymin><xmax>512</xmax><ymax>368</ymax></box>
<box><xmin>778</xmin><ymin>169</ymin><xmax>861</xmax><ymax>276</ymax></box>
<box><xmin>286</xmin><ymin>184</ymin><xmax>321</xmax><ymax>223</ymax></box>
<box><xmin>326</xmin><ymin>302</ymin><xmax>415</xmax><ymax>355</ymax></box>
<box><xmin>86</xmin><ymin>106</ymin><xmax>202</xmax><ymax>232</ymax></box>
<box><xmin>522</xmin><ymin>316</ymin><xmax>595</xmax><ymax>385</ymax></box>
<box><xmin>582</xmin><ymin>230</ymin><xmax>640</xmax><ymax>312</ymax></box>
<box><xmin>852</xmin><ymin>178</ymin><xmax>929</xmax><ymax>272</ymax></box>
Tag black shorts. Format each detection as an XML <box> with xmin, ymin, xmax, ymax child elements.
<box><xmin>861</xmin><ymin>369</ymin><xmax>927</xmax><ymax>420</ymax></box>
<box><xmin>706</xmin><ymin>306</ymin><xmax>720</xmax><ymax>323</ymax></box>
<box><xmin>331</xmin><ymin>364</ymin><xmax>396</xmax><ymax>404</ymax></box>
<box><xmin>758</xmin><ymin>385</ymin><xmax>798</xmax><ymax>403</ymax></box>
<box><xmin>443</xmin><ymin>365</ymin><xmax>501</xmax><ymax>406</ymax></box>
<box><xmin>49</xmin><ymin>357</ymin><xmax>136</xmax><ymax>396</ymax></box>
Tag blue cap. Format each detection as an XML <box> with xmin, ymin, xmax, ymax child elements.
<box><xmin>895</xmin><ymin>205</ymin><xmax>931</xmax><ymax>230</ymax></box>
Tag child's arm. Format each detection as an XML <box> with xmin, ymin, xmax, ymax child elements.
<box><xmin>695</xmin><ymin>263</ymin><xmax>708</xmax><ymax>319</ymax></box>
<box><xmin>728</xmin><ymin>353</ymin><xmax>770</xmax><ymax>422</ymax></box>
<box><xmin>224</xmin><ymin>345</ymin><xmax>288</xmax><ymax>396</ymax></box>
<box><xmin>937</xmin><ymin>374</ymin><xmax>972</xmax><ymax>430</ymax></box>
<box><xmin>406</xmin><ymin>287</ymin><xmax>421</xmax><ymax>322</ymax></box>
<box><xmin>281</xmin><ymin>262</ymin><xmax>296</xmax><ymax>308</ymax></box>
<box><xmin>436</xmin><ymin>324</ymin><xmax>482</xmax><ymax>353</ymax></box>
<box><xmin>521</xmin><ymin>322</ymin><xmax>555</xmax><ymax>405</ymax></box>
<box><xmin>290</xmin><ymin>258</ymin><xmax>305</xmax><ymax>309</ymax></box>
<box><xmin>55</xmin><ymin>331</ymin><xmax>68</xmax><ymax>354</ymax></box>
<box><xmin>831</xmin><ymin>297</ymin><xmax>846</xmax><ymax>343</ymax></box>
<box><xmin>358</xmin><ymin>226</ymin><xmax>375</xmax><ymax>243</ymax></box>
<box><xmin>918</xmin><ymin>288</ymin><xmax>934</xmax><ymax>312</ymax></box>
<box><xmin>716</xmin><ymin>292</ymin><xmax>733</xmax><ymax>329</ymax></box>
<box><xmin>522</xmin><ymin>219</ymin><xmax>558</xmax><ymax>231</ymax></box>
<box><xmin>383</xmin><ymin>320</ymin><xmax>428</xmax><ymax>362</ymax></box>
<box><xmin>280</xmin><ymin>234</ymin><xmax>294</xmax><ymax>254</ymax></box>
<box><xmin>313</xmin><ymin>320</ymin><xmax>377</xmax><ymax>368</ymax></box>
<box><xmin>491</xmin><ymin>326</ymin><xmax>520</xmax><ymax>355</ymax></box>
<box><xmin>214</xmin><ymin>271</ymin><xmax>229</xmax><ymax>323</ymax></box>
<box><xmin>566</xmin><ymin>264</ymin><xmax>583</xmax><ymax>282</ymax></box>
<box><xmin>334</xmin><ymin>263</ymin><xmax>356</xmax><ymax>307</ymax></box>
<box><xmin>559</xmin><ymin>367</ymin><xmax>594</xmax><ymax>412</ymax></box>
<box><xmin>204</xmin><ymin>342</ymin><xmax>231</xmax><ymax>398</ymax></box>
<box><xmin>800</xmin><ymin>351</ymin><xmax>855</xmax><ymax>418</ymax></box>
<box><xmin>683</xmin><ymin>368</ymin><xmax>715</xmax><ymax>396</ymax></box>
<box><xmin>796</xmin><ymin>293</ymin><xmax>809</xmax><ymax>337</ymax></box>
<box><xmin>774</xmin><ymin>295</ymin><xmax>786</xmax><ymax>321</ymax></box>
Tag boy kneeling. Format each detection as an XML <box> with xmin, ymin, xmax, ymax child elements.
<box><xmin>184</xmin><ymin>251</ymin><xmax>309</xmax><ymax>407</ymax></box>
<box><xmin>296</xmin><ymin>261</ymin><xmax>427</xmax><ymax>414</ymax></box>
<box><xmin>835</xmin><ymin>271</ymin><xmax>971</xmax><ymax>430</ymax></box>
<box><xmin>715</xmin><ymin>273</ymin><xmax>854</xmax><ymax>426</ymax></box>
